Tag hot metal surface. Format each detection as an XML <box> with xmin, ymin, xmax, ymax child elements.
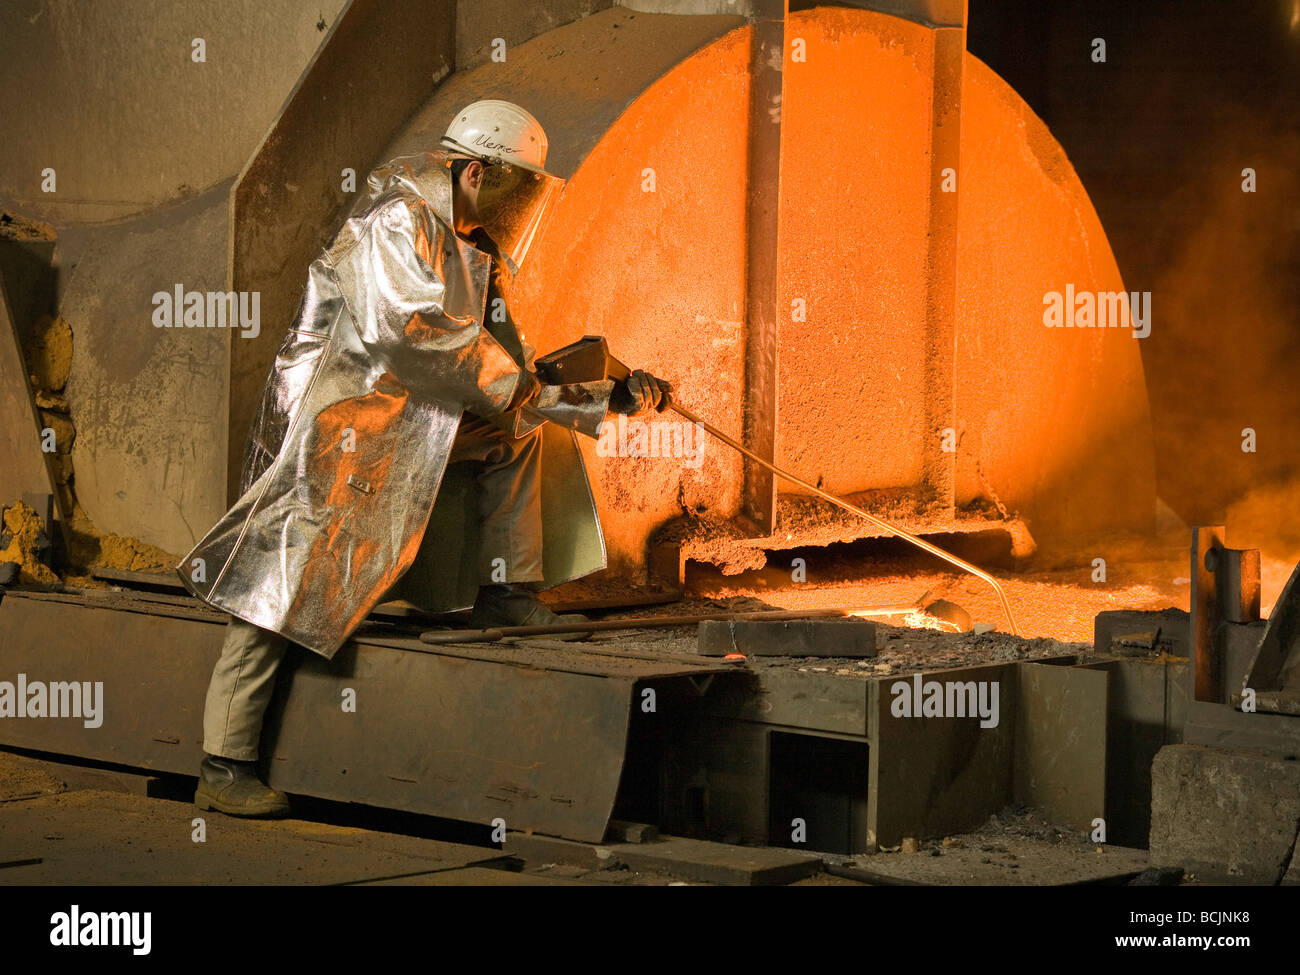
<box><xmin>180</xmin><ymin>151</ymin><xmax>610</xmax><ymax>659</ymax></box>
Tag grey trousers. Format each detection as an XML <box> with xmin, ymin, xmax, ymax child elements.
<box><xmin>202</xmin><ymin>415</ymin><xmax>543</xmax><ymax>761</ymax></box>
<box><xmin>446</xmin><ymin>412</ymin><xmax>545</xmax><ymax>583</ymax></box>
<box><xmin>202</xmin><ymin>617</ymin><xmax>288</xmax><ymax>760</ymax></box>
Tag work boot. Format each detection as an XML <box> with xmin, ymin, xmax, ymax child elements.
<box><xmin>469</xmin><ymin>583</ymin><xmax>593</xmax><ymax>641</ymax></box>
<box><xmin>195</xmin><ymin>755</ymin><xmax>290</xmax><ymax>818</ymax></box>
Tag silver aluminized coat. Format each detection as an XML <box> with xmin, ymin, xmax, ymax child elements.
<box><xmin>180</xmin><ymin>151</ymin><xmax>609</xmax><ymax>658</ymax></box>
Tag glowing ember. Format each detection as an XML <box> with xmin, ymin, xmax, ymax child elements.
<box><xmin>904</xmin><ymin>610</ymin><xmax>958</xmax><ymax>633</ymax></box>
<box><xmin>844</xmin><ymin>606</ymin><xmax>921</xmax><ymax>619</ymax></box>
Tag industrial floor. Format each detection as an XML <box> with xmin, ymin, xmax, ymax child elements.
<box><xmin>0</xmin><ymin>530</ymin><xmax>1192</xmax><ymax>887</ymax></box>
<box><xmin>0</xmin><ymin>749</ymin><xmax>844</xmax><ymax>886</ymax></box>
<box><xmin>0</xmin><ymin>749</ymin><xmax>1152</xmax><ymax>886</ymax></box>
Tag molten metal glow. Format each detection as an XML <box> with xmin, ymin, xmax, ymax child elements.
<box><xmin>515</xmin><ymin>7</ymin><xmax>1154</xmax><ymax>589</ymax></box>
<box><xmin>904</xmin><ymin>610</ymin><xmax>958</xmax><ymax>633</ymax></box>
<box><xmin>844</xmin><ymin>606</ymin><xmax>920</xmax><ymax>618</ymax></box>
<box><xmin>842</xmin><ymin>606</ymin><xmax>961</xmax><ymax>632</ymax></box>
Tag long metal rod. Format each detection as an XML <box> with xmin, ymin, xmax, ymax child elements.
<box><xmin>420</xmin><ymin>605</ymin><xmax>916</xmax><ymax>645</ymax></box>
<box><xmin>668</xmin><ymin>401</ymin><xmax>1021</xmax><ymax>635</ymax></box>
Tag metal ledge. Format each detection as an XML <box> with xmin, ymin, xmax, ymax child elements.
<box><xmin>0</xmin><ymin>591</ymin><xmax>736</xmax><ymax>842</ymax></box>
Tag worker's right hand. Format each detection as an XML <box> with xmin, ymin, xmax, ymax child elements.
<box><xmin>610</xmin><ymin>370</ymin><xmax>672</xmax><ymax>416</ymax></box>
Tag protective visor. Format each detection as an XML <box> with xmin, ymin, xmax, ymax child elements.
<box><xmin>473</xmin><ymin>162</ymin><xmax>566</xmax><ymax>275</ymax></box>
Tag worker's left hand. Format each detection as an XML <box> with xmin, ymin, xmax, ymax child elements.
<box><xmin>610</xmin><ymin>369</ymin><xmax>672</xmax><ymax>416</ymax></box>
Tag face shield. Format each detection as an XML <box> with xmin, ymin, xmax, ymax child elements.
<box><xmin>473</xmin><ymin>161</ymin><xmax>566</xmax><ymax>275</ymax></box>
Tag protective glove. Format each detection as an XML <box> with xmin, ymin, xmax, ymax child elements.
<box><xmin>503</xmin><ymin>370</ymin><xmax>542</xmax><ymax>412</ymax></box>
<box><xmin>609</xmin><ymin>369</ymin><xmax>672</xmax><ymax>417</ymax></box>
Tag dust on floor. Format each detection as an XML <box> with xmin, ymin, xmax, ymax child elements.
<box><xmin>830</xmin><ymin>805</ymin><xmax>1149</xmax><ymax>885</ymax></box>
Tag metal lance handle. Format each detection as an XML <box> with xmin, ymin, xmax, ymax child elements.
<box><xmin>608</xmin><ymin>354</ymin><xmax>1021</xmax><ymax>636</ymax></box>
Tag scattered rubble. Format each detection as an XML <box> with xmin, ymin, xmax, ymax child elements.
<box><xmin>0</xmin><ymin>501</ymin><xmax>58</xmax><ymax>585</ymax></box>
<box><xmin>94</xmin><ymin>533</ymin><xmax>175</xmax><ymax>573</ymax></box>
<box><xmin>0</xmin><ymin>211</ymin><xmax>56</xmax><ymax>241</ymax></box>
<box><xmin>6</xmin><ymin>302</ymin><xmax>180</xmax><ymax>577</ymax></box>
<box><xmin>831</xmin><ymin>805</ymin><xmax>1146</xmax><ymax>885</ymax></box>
<box><xmin>578</xmin><ymin>595</ymin><xmax>1087</xmax><ymax>675</ymax></box>
<box><xmin>25</xmin><ymin>313</ymin><xmax>72</xmax><ymax>392</ymax></box>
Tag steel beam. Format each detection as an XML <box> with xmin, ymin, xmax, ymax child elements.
<box><xmin>0</xmin><ymin>279</ymin><xmax>64</xmax><ymax>519</ymax></box>
<box><xmin>920</xmin><ymin>17</ymin><xmax>965</xmax><ymax>509</ymax></box>
<box><xmin>1244</xmin><ymin>555</ymin><xmax>1300</xmax><ymax>707</ymax></box>
<box><xmin>1214</xmin><ymin>548</ymin><xmax>1262</xmax><ymax>624</ymax></box>
<box><xmin>789</xmin><ymin>1</ymin><xmax>965</xmax><ymax>28</ymax></box>
<box><xmin>1190</xmin><ymin>525</ymin><xmax>1226</xmax><ymax>703</ymax></box>
<box><xmin>868</xmin><ymin>662</ymin><xmax>1016</xmax><ymax>848</ymax></box>
<box><xmin>740</xmin><ymin>0</ymin><xmax>786</xmax><ymax>532</ymax></box>
<box><xmin>1014</xmin><ymin>662</ymin><xmax>1108</xmax><ymax>832</ymax></box>
<box><xmin>0</xmin><ymin>591</ymin><xmax>734</xmax><ymax>843</ymax></box>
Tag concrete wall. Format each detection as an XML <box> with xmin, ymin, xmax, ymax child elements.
<box><xmin>0</xmin><ymin>0</ymin><xmax>347</xmax><ymax>556</ymax></box>
<box><xmin>0</xmin><ymin>0</ymin><xmax>348</xmax><ymax>225</ymax></box>
<box><xmin>56</xmin><ymin>184</ymin><xmax>233</xmax><ymax>556</ymax></box>
<box><xmin>459</xmin><ymin>0</ymin><xmax>613</xmax><ymax>68</ymax></box>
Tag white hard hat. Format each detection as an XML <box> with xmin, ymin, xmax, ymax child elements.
<box><xmin>440</xmin><ymin>100</ymin><xmax>564</xmax><ymax>274</ymax></box>
<box><xmin>441</xmin><ymin>99</ymin><xmax>552</xmax><ymax>176</ymax></box>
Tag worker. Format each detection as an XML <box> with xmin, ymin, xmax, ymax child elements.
<box><xmin>179</xmin><ymin>100</ymin><xmax>670</xmax><ymax>817</ymax></box>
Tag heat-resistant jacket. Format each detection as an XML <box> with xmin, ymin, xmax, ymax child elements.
<box><xmin>178</xmin><ymin>151</ymin><xmax>609</xmax><ymax>657</ymax></box>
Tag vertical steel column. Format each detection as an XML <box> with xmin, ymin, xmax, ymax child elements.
<box><xmin>1191</xmin><ymin>525</ymin><xmax>1226</xmax><ymax>703</ymax></box>
<box><xmin>740</xmin><ymin>0</ymin><xmax>787</xmax><ymax>533</ymax></box>
<box><xmin>920</xmin><ymin>2</ymin><xmax>967</xmax><ymax>510</ymax></box>
<box><xmin>0</xmin><ymin>279</ymin><xmax>64</xmax><ymax>518</ymax></box>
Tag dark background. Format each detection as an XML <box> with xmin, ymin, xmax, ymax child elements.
<box><xmin>969</xmin><ymin>0</ymin><xmax>1300</xmax><ymax>544</ymax></box>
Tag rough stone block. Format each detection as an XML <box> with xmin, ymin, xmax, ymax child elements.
<box><xmin>1094</xmin><ymin>609</ymin><xmax>1189</xmax><ymax>658</ymax></box>
<box><xmin>1150</xmin><ymin>744</ymin><xmax>1300</xmax><ymax>883</ymax></box>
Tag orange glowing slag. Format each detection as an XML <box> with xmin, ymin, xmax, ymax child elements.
<box><xmin>842</xmin><ymin>606</ymin><xmax>958</xmax><ymax>632</ymax></box>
